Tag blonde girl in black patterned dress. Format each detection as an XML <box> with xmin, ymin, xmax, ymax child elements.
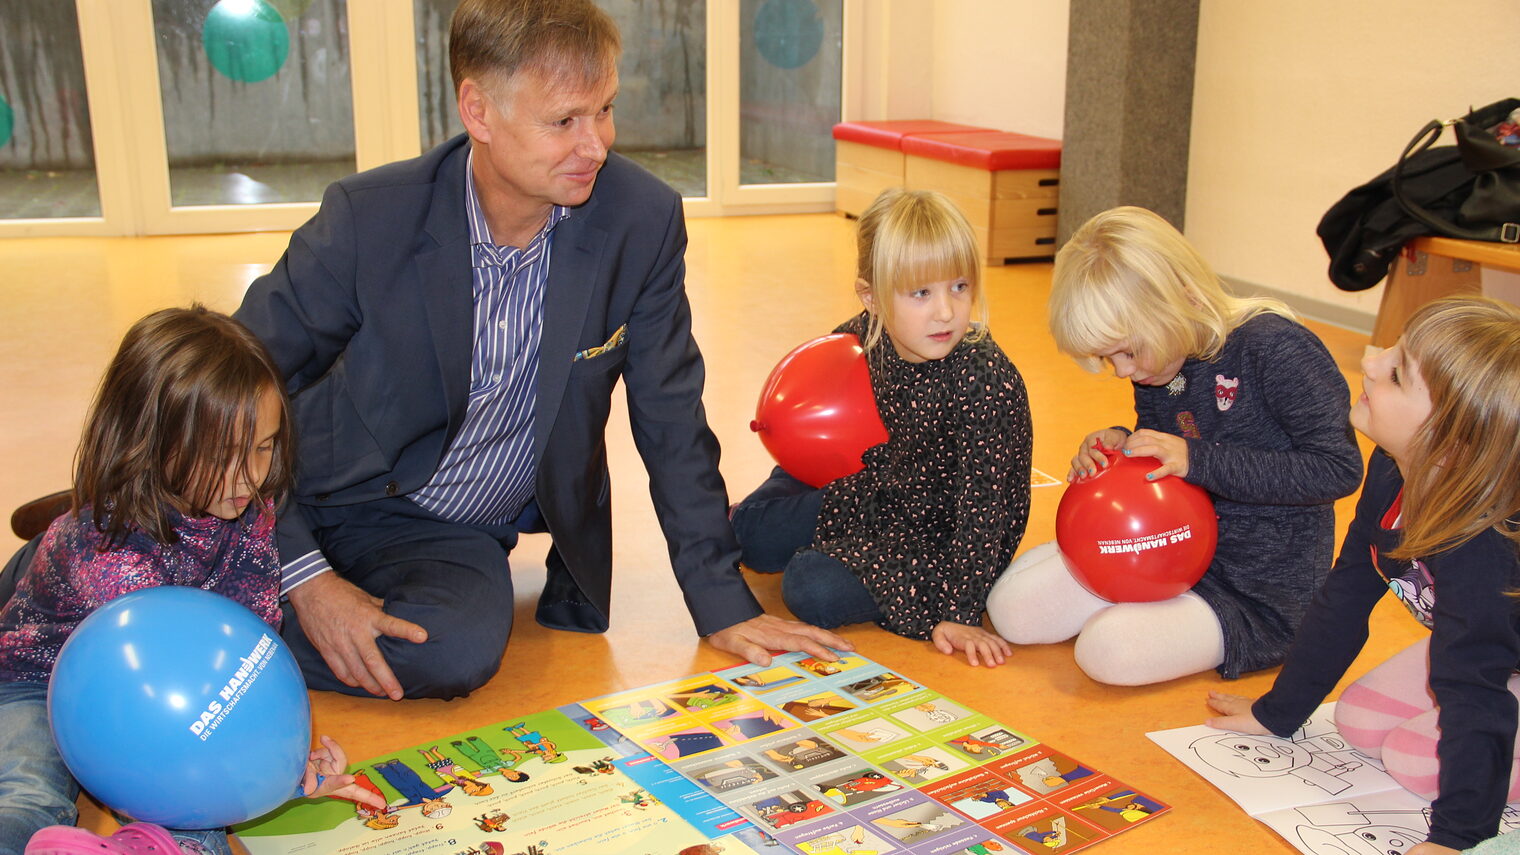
<box><xmin>730</xmin><ymin>189</ymin><xmax>1032</xmax><ymax>666</ymax></box>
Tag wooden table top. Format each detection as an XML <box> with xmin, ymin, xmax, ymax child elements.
<box><xmin>1412</xmin><ymin>235</ymin><xmax>1520</xmax><ymax>270</ymax></box>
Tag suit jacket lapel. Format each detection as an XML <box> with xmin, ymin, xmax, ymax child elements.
<box><xmin>534</xmin><ymin>202</ymin><xmax>607</xmax><ymax>464</ymax></box>
<box><xmin>419</xmin><ymin>141</ymin><xmax>475</xmax><ymax>434</ymax></box>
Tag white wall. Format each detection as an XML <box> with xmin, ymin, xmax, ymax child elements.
<box><xmin>1188</xmin><ymin>0</ymin><xmax>1520</xmax><ymax>325</ymax></box>
<box><xmin>870</xmin><ymin>1</ymin><xmax>1518</xmax><ymax>330</ymax></box>
<box><xmin>857</xmin><ymin>0</ymin><xmax>1068</xmax><ymax>139</ymax></box>
<box><xmin>930</xmin><ymin>0</ymin><xmax>1069</xmax><ymax>139</ymax></box>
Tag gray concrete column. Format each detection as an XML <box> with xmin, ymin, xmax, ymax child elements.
<box><xmin>1059</xmin><ymin>0</ymin><xmax>1200</xmax><ymax>242</ymax></box>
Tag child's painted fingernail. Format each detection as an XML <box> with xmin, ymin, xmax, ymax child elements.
<box><xmin>1145</xmin><ymin>473</ymin><xmax>1155</xmax><ymax>480</ymax></box>
<box><xmin>1122</xmin><ymin>448</ymin><xmax>1132</xmax><ymax>456</ymax></box>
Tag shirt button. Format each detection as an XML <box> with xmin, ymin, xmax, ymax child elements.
<box><xmin>498</xmin><ymin>319</ymin><xmax>507</xmax><ymax>329</ymax></box>
<box><xmin>492</xmin><ymin>373</ymin><xmax>502</xmax><ymax>383</ymax></box>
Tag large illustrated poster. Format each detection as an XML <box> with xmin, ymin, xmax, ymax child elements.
<box><xmin>237</xmin><ymin>652</ymin><xmax>1168</xmax><ymax>855</ymax></box>
<box><xmin>578</xmin><ymin>652</ymin><xmax>1167</xmax><ymax>854</ymax></box>
<box><xmin>1146</xmin><ymin>703</ymin><xmax>1520</xmax><ymax>855</ymax></box>
<box><xmin>235</xmin><ymin>706</ymin><xmax>770</xmax><ymax>855</ymax></box>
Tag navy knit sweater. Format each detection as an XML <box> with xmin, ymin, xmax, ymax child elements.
<box><xmin>1255</xmin><ymin>450</ymin><xmax>1520</xmax><ymax>850</ymax></box>
<box><xmin>1132</xmin><ymin>313</ymin><xmax>1362</xmax><ymax>677</ymax></box>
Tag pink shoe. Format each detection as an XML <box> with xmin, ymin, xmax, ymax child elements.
<box><xmin>26</xmin><ymin>823</ymin><xmax>184</xmax><ymax>854</ymax></box>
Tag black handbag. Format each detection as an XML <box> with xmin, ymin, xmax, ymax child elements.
<box><xmin>1392</xmin><ymin>97</ymin><xmax>1520</xmax><ymax>243</ymax></box>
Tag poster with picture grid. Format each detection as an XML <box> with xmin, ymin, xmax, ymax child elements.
<box><xmin>236</xmin><ymin>651</ymin><xmax>1167</xmax><ymax>855</ymax></box>
<box><xmin>575</xmin><ymin>651</ymin><xmax>1169</xmax><ymax>854</ymax></box>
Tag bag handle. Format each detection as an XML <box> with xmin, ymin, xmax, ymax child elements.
<box><xmin>1392</xmin><ymin>118</ymin><xmax>1518</xmax><ymax>243</ymax></box>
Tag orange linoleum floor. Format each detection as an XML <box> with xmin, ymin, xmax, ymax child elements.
<box><xmin>0</xmin><ymin>214</ymin><xmax>1416</xmax><ymax>855</ymax></box>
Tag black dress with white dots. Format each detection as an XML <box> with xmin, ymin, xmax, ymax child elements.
<box><xmin>811</xmin><ymin>312</ymin><xmax>1033</xmax><ymax>639</ymax></box>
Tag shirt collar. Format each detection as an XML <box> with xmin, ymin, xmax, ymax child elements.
<box><xmin>464</xmin><ymin>150</ymin><xmax>569</xmax><ymax>267</ymax></box>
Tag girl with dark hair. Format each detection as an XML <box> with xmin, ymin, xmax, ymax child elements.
<box><xmin>0</xmin><ymin>306</ymin><xmax>380</xmax><ymax>854</ymax></box>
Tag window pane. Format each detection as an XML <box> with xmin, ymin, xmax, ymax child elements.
<box><xmin>600</xmin><ymin>0</ymin><xmax>706</xmax><ymax>198</ymax></box>
<box><xmin>152</xmin><ymin>0</ymin><xmax>355</xmax><ymax>207</ymax></box>
<box><xmin>413</xmin><ymin>0</ymin><xmax>707</xmax><ymax>198</ymax></box>
<box><xmin>740</xmin><ymin>0</ymin><xmax>841</xmax><ymax>185</ymax></box>
<box><xmin>414</xmin><ymin>0</ymin><xmax>462</xmax><ymax>152</ymax></box>
<box><xmin>0</xmin><ymin>2</ymin><xmax>101</xmax><ymax>219</ymax></box>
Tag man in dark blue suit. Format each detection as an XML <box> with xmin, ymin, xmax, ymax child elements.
<box><xmin>235</xmin><ymin>0</ymin><xmax>848</xmax><ymax>700</ymax></box>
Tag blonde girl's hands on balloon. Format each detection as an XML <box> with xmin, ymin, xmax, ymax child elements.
<box><xmin>1068</xmin><ymin>429</ymin><xmax>1130</xmax><ymax>481</ymax></box>
<box><xmin>1122</xmin><ymin>429</ymin><xmax>1191</xmax><ymax>480</ymax></box>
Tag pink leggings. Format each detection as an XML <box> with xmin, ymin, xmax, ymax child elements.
<box><xmin>1333</xmin><ymin>637</ymin><xmax>1520</xmax><ymax>800</ymax></box>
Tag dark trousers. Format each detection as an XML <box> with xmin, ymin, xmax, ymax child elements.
<box><xmin>283</xmin><ymin>497</ymin><xmax>545</xmax><ymax>700</ymax></box>
<box><xmin>731</xmin><ymin>467</ymin><xmax>882</xmax><ymax>629</ymax></box>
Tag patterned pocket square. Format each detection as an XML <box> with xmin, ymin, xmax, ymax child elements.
<box><xmin>574</xmin><ymin>324</ymin><xmax>627</xmax><ymax>362</ymax></box>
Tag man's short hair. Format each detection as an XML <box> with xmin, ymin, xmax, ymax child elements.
<box><xmin>449</xmin><ymin>0</ymin><xmax>620</xmax><ymax>95</ymax></box>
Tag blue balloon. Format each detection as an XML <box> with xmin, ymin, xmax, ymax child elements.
<box><xmin>48</xmin><ymin>587</ymin><xmax>310</xmax><ymax>829</ymax></box>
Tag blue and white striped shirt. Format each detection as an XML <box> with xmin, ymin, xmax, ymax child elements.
<box><xmin>280</xmin><ymin>152</ymin><xmax>566</xmax><ymax>591</ymax></box>
<box><xmin>408</xmin><ymin>153</ymin><xmax>566</xmax><ymax>524</ymax></box>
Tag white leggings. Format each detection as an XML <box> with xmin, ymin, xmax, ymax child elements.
<box><xmin>985</xmin><ymin>540</ymin><xmax>1226</xmax><ymax>686</ymax></box>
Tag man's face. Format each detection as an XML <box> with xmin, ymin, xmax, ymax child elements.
<box><xmin>469</xmin><ymin>65</ymin><xmax>619</xmax><ymax>217</ymax></box>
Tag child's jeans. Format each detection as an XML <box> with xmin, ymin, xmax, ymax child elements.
<box><xmin>0</xmin><ymin>680</ymin><xmax>232</xmax><ymax>855</ymax></box>
<box><xmin>731</xmin><ymin>466</ymin><xmax>883</xmax><ymax>629</ymax></box>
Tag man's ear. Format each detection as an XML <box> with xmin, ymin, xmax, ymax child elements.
<box><xmin>457</xmin><ymin>78</ymin><xmax>494</xmax><ymax>143</ymax></box>
<box><xmin>855</xmin><ymin>278</ymin><xmax>874</xmax><ymax>313</ymax></box>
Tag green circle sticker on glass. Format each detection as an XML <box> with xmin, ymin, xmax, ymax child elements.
<box><xmin>0</xmin><ymin>95</ymin><xmax>13</xmax><ymax>148</ymax></box>
<box><xmin>754</xmin><ymin>0</ymin><xmax>824</xmax><ymax>70</ymax></box>
<box><xmin>203</xmin><ymin>0</ymin><xmax>290</xmax><ymax>83</ymax></box>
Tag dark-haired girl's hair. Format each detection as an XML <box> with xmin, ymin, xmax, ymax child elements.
<box><xmin>72</xmin><ymin>305</ymin><xmax>292</xmax><ymax>545</ymax></box>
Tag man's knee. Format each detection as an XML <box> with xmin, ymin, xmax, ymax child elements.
<box><xmin>358</xmin><ymin>539</ymin><xmax>516</xmax><ymax>699</ymax></box>
<box><xmin>383</xmin><ymin>625</ymin><xmax>510</xmax><ymax>700</ymax></box>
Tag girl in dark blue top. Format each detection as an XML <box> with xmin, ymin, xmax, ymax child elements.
<box><xmin>1208</xmin><ymin>296</ymin><xmax>1520</xmax><ymax>853</ymax></box>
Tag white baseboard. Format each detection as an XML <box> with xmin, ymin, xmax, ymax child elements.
<box><xmin>1220</xmin><ymin>275</ymin><xmax>1375</xmax><ymax>336</ymax></box>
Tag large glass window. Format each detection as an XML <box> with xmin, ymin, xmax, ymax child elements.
<box><xmin>0</xmin><ymin>2</ymin><xmax>101</xmax><ymax>219</ymax></box>
<box><xmin>151</xmin><ymin>0</ymin><xmax>355</xmax><ymax>207</ymax></box>
<box><xmin>414</xmin><ymin>0</ymin><xmax>462</xmax><ymax>151</ymax></box>
<box><xmin>602</xmin><ymin>0</ymin><xmax>707</xmax><ymax>198</ymax></box>
<box><xmin>739</xmin><ymin>0</ymin><xmax>841</xmax><ymax>186</ymax></box>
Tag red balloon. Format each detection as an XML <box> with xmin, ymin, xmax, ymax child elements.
<box><xmin>1055</xmin><ymin>449</ymin><xmax>1218</xmax><ymax>602</ymax></box>
<box><xmin>750</xmin><ymin>333</ymin><xmax>889</xmax><ymax>488</ymax></box>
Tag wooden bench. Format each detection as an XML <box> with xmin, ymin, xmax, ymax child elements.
<box><xmin>1372</xmin><ymin>236</ymin><xmax>1520</xmax><ymax>346</ymax></box>
<box><xmin>900</xmin><ymin>131</ymin><xmax>1062</xmax><ymax>265</ymax></box>
<box><xmin>831</xmin><ymin>120</ymin><xmax>994</xmax><ymax>218</ymax></box>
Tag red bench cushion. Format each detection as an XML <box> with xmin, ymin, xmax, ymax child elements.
<box><xmin>901</xmin><ymin>131</ymin><xmax>1062</xmax><ymax>171</ymax></box>
<box><xmin>832</xmin><ymin>120</ymin><xmax>994</xmax><ymax>150</ymax></box>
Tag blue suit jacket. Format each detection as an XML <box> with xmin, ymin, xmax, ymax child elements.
<box><xmin>235</xmin><ymin>135</ymin><xmax>761</xmax><ymax>636</ymax></box>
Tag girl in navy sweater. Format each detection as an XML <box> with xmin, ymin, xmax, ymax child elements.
<box><xmin>987</xmin><ymin>206</ymin><xmax>1362</xmax><ymax>685</ymax></box>
<box><xmin>1208</xmin><ymin>296</ymin><xmax>1520</xmax><ymax>853</ymax></box>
